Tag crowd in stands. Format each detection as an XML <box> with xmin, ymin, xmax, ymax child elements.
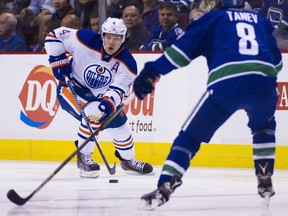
<box><xmin>0</xmin><ymin>0</ymin><xmax>287</xmax><ymax>52</ymax></box>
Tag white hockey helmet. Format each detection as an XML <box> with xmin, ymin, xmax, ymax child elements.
<box><xmin>101</xmin><ymin>17</ymin><xmax>127</xmax><ymax>44</ymax></box>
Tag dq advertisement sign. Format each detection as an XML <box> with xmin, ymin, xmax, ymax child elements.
<box><xmin>0</xmin><ymin>54</ymin><xmax>287</xmax><ymax>145</ymax></box>
<box><xmin>18</xmin><ymin>65</ymin><xmax>59</xmax><ymax>128</ymax></box>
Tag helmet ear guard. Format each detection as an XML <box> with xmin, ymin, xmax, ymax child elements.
<box><xmin>101</xmin><ymin>17</ymin><xmax>127</xmax><ymax>44</ymax></box>
<box><xmin>220</xmin><ymin>0</ymin><xmax>244</xmax><ymax>8</ymax></box>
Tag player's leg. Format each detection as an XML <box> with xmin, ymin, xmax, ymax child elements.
<box><xmin>246</xmin><ymin>88</ymin><xmax>278</xmax><ymax>200</ymax></box>
<box><xmin>141</xmin><ymin>91</ymin><xmax>235</xmax><ymax>209</ymax></box>
<box><xmin>76</xmin><ymin>121</ymin><xmax>100</xmax><ymax>178</ymax></box>
<box><xmin>57</xmin><ymin>84</ymin><xmax>100</xmax><ymax>178</ymax></box>
<box><xmin>107</xmin><ymin>122</ymin><xmax>154</xmax><ymax>175</ymax></box>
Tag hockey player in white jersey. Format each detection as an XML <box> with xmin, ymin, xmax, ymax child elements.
<box><xmin>45</xmin><ymin>17</ymin><xmax>153</xmax><ymax>178</ymax></box>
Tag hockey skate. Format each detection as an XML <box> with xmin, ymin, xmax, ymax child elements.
<box><xmin>140</xmin><ymin>176</ymin><xmax>182</xmax><ymax>210</ymax></box>
<box><xmin>75</xmin><ymin>141</ymin><xmax>100</xmax><ymax>178</ymax></box>
<box><xmin>77</xmin><ymin>151</ymin><xmax>100</xmax><ymax>178</ymax></box>
<box><xmin>257</xmin><ymin>173</ymin><xmax>275</xmax><ymax>205</ymax></box>
<box><xmin>115</xmin><ymin>150</ymin><xmax>154</xmax><ymax>175</ymax></box>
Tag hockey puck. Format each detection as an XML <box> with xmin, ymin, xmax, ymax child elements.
<box><xmin>109</xmin><ymin>179</ymin><xmax>118</xmax><ymax>183</ymax></box>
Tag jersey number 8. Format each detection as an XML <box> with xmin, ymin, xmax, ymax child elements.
<box><xmin>236</xmin><ymin>22</ymin><xmax>259</xmax><ymax>56</ymax></box>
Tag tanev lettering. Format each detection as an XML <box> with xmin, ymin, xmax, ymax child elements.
<box><xmin>26</xmin><ymin>80</ymin><xmax>57</xmax><ymax>116</ymax></box>
<box><xmin>226</xmin><ymin>11</ymin><xmax>258</xmax><ymax>23</ymax></box>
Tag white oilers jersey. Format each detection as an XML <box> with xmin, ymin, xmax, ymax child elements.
<box><xmin>45</xmin><ymin>27</ymin><xmax>137</xmax><ymax>106</ymax></box>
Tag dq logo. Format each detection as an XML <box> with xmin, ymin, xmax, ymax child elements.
<box><xmin>18</xmin><ymin>65</ymin><xmax>59</xmax><ymax>129</ymax></box>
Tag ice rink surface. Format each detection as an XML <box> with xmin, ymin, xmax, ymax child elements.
<box><xmin>0</xmin><ymin>160</ymin><xmax>287</xmax><ymax>216</ymax></box>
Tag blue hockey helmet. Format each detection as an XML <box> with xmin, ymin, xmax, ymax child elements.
<box><xmin>220</xmin><ymin>0</ymin><xmax>245</xmax><ymax>8</ymax></box>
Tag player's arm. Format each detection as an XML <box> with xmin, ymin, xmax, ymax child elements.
<box><xmin>45</xmin><ymin>27</ymin><xmax>78</xmax><ymax>82</ymax></box>
<box><xmin>97</xmin><ymin>58</ymin><xmax>137</xmax><ymax>122</ymax></box>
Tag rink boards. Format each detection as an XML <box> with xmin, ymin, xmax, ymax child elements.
<box><xmin>0</xmin><ymin>53</ymin><xmax>287</xmax><ymax>169</ymax></box>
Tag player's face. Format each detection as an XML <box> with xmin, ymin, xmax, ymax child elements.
<box><xmin>159</xmin><ymin>8</ymin><xmax>178</xmax><ymax>32</ymax></box>
<box><xmin>103</xmin><ymin>33</ymin><xmax>123</xmax><ymax>55</ymax></box>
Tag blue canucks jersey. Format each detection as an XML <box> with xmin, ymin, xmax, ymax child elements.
<box><xmin>144</xmin><ymin>9</ymin><xmax>283</xmax><ymax>95</ymax></box>
<box><xmin>140</xmin><ymin>24</ymin><xmax>183</xmax><ymax>51</ymax></box>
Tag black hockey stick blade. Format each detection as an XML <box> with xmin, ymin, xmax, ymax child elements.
<box><xmin>7</xmin><ymin>189</ymin><xmax>32</xmax><ymax>206</ymax></box>
<box><xmin>107</xmin><ymin>161</ymin><xmax>116</xmax><ymax>175</ymax></box>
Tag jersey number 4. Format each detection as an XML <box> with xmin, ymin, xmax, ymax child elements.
<box><xmin>236</xmin><ymin>22</ymin><xmax>259</xmax><ymax>56</ymax></box>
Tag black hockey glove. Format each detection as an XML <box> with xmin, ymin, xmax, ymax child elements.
<box><xmin>49</xmin><ymin>53</ymin><xmax>72</xmax><ymax>83</ymax></box>
<box><xmin>97</xmin><ymin>97</ymin><xmax>116</xmax><ymax>122</ymax></box>
<box><xmin>133</xmin><ymin>67</ymin><xmax>160</xmax><ymax>100</ymax></box>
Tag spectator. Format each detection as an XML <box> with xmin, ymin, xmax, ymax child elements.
<box><xmin>159</xmin><ymin>0</ymin><xmax>195</xmax><ymax>28</ymax></box>
<box><xmin>0</xmin><ymin>12</ymin><xmax>27</xmax><ymax>52</ymax></box>
<box><xmin>142</xmin><ymin>0</ymin><xmax>160</xmax><ymax>33</ymax></box>
<box><xmin>107</xmin><ymin>0</ymin><xmax>126</xmax><ymax>18</ymax></box>
<box><xmin>74</xmin><ymin>0</ymin><xmax>98</xmax><ymax>29</ymax></box>
<box><xmin>140</xmin><ymin>2</ymin><xmax>183</xmax><ymax>51</ymax></box>
<box><xmin>259</xmin><ymin>0</ymin><xmax>288</xmax><ymax>50</ymax></box>
<box><xmin>16</xmin><ymin>0</ymin><xmax>56</xmax><ymax>51</ymax></box>
<box><xmin>158</xmin><ymin>0</ymin><xmax>193</xmax><ymax>14</ymax></box>
<box><xmin>60</xmin><ymin>14</ymin><xmax>81</xmax><ymax>29</ymax></box>
<box><xmin>246</xmin><ymin>0</ymin><xmax>263</xmax><ymax>12</ymax></box>
<box><xmin>37</xmin><ymin>18</ymin><xmax>60</xmax><ymax>52</ymax></box>
<box><xmin>89</xmin><ymin>10</ymin><xmax>99</xmax><ymax>33</ymax></box>
<box><xmin>37</xmin><ymin>13</ymin><xmax>80</xmax><ymax>52</ymax></box>
<box><xmin>9</xmin><ymin>0</ymin><xmax>31</xmax><ymax>15</ymax></box>
<box><xmin>122</xmin><ymin>2</ymin><xmax>150</xmax><ymax>51</ymax></box>
<box><xmin>20</xmin><ymin>0</ymin><xmax>55</xmax><ymax>24</ymax></box>
<box><xmin>51</xmin><ymin>0</ymin><xmax>75</xmax><ymax>22</ymax></box>
<box><xmin>20</xmin><ymin>0</ymin><xmax>55</xmax><ymax>17</ymax></box>
<box><xmin>259</xmin><ymin>0</ymin><xmax>288</xmax><ymax>28</ymax></box>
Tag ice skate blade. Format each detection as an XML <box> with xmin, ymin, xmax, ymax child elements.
<box><xmin>264</xmin><ymin>194</ymin><xmax>271</xmax><ymax>206</ymax></box>
<box><xmin>139</xmin><ymin>198</ymin><xmax>161</xmax><ymax>210</ymax></box>
<box><xmin>79</xmin><ymin>170</ymin><xmax>100</xmax><ymax>178</ymax></box>
<box><xmin>124</xmin><ymin>170</ymin><xmax>155</xmax><ymax>176</ymax></box>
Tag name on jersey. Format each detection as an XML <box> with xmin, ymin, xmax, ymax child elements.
<box><xmin>226</xmin><ymin>11</ymin><xmax>258</xmax><ymax>23</ymax></box>
<box><xmin>84</xmin><ymin>64</ymin><xmax>112</xmax><ymax>88</ymax></box>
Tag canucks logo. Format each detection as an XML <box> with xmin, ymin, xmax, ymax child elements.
<box><xmin>84</xmin><ymin>64</ymin><xmax>112</xmax><ymax>88</ymax></box>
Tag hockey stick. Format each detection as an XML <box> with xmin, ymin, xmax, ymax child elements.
<box><xmin>65</xmin><ymin>77</ymin><xmax>116</xmax><ymax>175</ymax></box>
<box><xmin>7</xmin><ymin>91</ymin><xmax>135</xmax><ymax>206</ymax></box>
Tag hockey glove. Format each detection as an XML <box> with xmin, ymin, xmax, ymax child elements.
<box><xmin>133</xmin><ymin>67</ymin><xmax>160</xmax><ymax>100</ymax></box>
<box><xmin>97</xmin><ymin>97</ymin><xmax>116</xmax><ymax>122</ymax></box>
<box><xmin>49</xmin><ymin>53</ymin><xmax>72</xmax><ymax>83</ymax></box>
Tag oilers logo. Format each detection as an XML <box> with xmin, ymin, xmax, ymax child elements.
<box><xmin>84</xmin><ymin>64</ymin><xmax>112</xmax><ymax>88</ymax></box>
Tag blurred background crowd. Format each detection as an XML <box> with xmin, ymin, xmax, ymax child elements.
<box><xmin>0</xmin><ymin>0</ymin><xmax>287</xmax><ymax>52</ymax></box>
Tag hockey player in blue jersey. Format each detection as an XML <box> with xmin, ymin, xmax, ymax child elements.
<box><xmin>45</xmin><ymin>17</ymin><xmax>153</xmax><ymax>178</ymax></box>
<box><xmin>133</xmin><ymin>0</ymin><xmax>283</xmax><ymax>210</ymax></box>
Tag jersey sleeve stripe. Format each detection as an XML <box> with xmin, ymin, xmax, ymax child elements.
<box><xmin>165</xmin><ymin>45</ymin><xmax>191</xmax><ymax>68</ymax></box>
